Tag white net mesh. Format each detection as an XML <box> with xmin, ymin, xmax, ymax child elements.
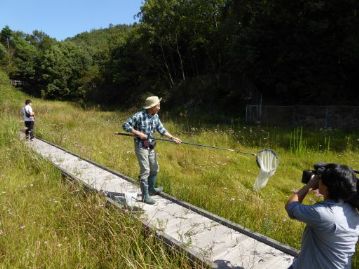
<box><xmin>253</xmin><ymin>149</ymin><xmax>279</xmax><ymax>192</ymax></box>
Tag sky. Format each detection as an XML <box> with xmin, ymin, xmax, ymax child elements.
<box><xmin>0</xmin><ymin>0</ymin><xmax>144</xmax><ymax>40</ymax></box>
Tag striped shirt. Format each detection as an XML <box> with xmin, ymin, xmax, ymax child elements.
<box><xmin>123</xmin><ymin>110</ymin><xmax>167</xmax><ymax>144</ymax></box>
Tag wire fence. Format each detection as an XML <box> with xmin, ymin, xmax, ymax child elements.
<box><xmin>245</xmin><ymin>105</ymin><xmax>359</xmax><ymax>129</ymax></box>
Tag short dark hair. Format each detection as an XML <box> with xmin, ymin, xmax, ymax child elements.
<box><xmin>321</xmin><ymin>163</ymin><xmax>359</xmax><ymax>208</ymax></box>
<box><xmin>25</xmin><ymin>99</ymin><xmax>32</xmax><ymax>105</ymax></box>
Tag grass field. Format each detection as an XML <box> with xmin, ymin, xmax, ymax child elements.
<box><xmin>0</xmin><ymin>71</ymin><xmax>199</xmax><ymax>268</ymax></box>
<box><xmin>1</xmin><ymin>69</ymin><xmax>359</xmax><ymax>267</ymax></box>
<box><xmin>34</xmin><ymin>101</ymin><xmax>359</xmax><ymax>247</ymax></box>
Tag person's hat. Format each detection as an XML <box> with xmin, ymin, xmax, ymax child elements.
<box><xmin>143</xmin><ymin>96</ymin><xmax>162</xmax><ymax>109</ymax></box>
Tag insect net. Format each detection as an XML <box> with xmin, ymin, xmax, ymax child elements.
<box><xmin>253</xmin><ymin>149</ymin><xmax>279</xmax><ymax>192</ymax></box>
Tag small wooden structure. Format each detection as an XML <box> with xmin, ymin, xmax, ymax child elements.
<box><xmin>10</xmin><ymin>79</ymin><xmax>23</xmax><ymax>87</ymax></box>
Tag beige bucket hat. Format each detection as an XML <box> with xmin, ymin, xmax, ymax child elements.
<box><xmin>143</xmin><ymin>96</ymin><xmax>162</xmax><ymax>109</ymax></box>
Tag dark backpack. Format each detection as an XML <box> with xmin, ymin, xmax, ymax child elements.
<box><xmin>24</xmin><ymin>108</ymin><xmax>31</xmax><ymax>118</ymax></box>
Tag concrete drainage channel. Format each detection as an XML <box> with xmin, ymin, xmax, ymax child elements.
<box><xmin>25</xmin><ymin>136</ymin><xmax>297</xmax><ymax>269</ymax></box>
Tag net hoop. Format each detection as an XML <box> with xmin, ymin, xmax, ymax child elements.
<box><xmin>253</xmin><ymin>149</ymin><xmax>279</xmax><ymax>192</ymax></box>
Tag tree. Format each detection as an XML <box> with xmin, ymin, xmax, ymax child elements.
<box><xmin>0</xmin><ymin>26</ymin><xmax>12</xmax><ymax>49</ymax></box>
<box><xmin>220</xmin><ymin>0</ymin><xmax>359</xmax><ymax>105</ymax></box>
<box><xmin>0</xmin><ymin>43</ymin><xmax>8</xmax><ymax>65</ymax></box>
<box><xmin>136</xmin><ymin>0</ymin><xmax>227</xmax><ymax>107</ymax></box>
<box><xmin>39</xmin><ymin>42</ymin><xmax>92</xmax><ymax>99</ymax></box>
<box><xmin>27</xmin><ymin>30</ymin><xmax>56</xmax><ymax>51</ymax></box>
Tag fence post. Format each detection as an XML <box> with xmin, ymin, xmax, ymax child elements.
<box><xmin>245</xmin><ymin>105</ymin><xmax>248</xmax><ymax>123</ymax></box>
<box><xmin>324</xmin><ymin>107</ymin><xmax>329</xmax><ymax>128</ymax></box>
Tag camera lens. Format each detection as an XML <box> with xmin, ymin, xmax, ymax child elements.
<box><xmin>302</xmin><ymin>170</ymin><xmax>314</xmax><ymax>184</ymax></box>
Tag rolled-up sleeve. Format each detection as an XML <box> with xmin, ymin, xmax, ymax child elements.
<box><xmin>123</xmin><ymin>116</ymin><xmax>134</xmax><ymax>132</ymax></box>
<box><xmin>156</xmin><ymin>118</ymin><xmax>167</xmax><ymax>135</ymax></box>
<box><xmin>286</xmin><ymin>202</ymin><xmax>322</xmax><ymax>226</ymax></box>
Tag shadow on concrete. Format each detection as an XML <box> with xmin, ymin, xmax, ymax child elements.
<box><xmin>213</xmin><ymin>260</ymin><xmax>244</xmax><ymax>269</ymax></box>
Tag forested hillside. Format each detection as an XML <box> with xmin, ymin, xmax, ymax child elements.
<box><xmin>1</xmin><ymin>0</ymin><xmax>358</xmax><ymax>112</ymax></box>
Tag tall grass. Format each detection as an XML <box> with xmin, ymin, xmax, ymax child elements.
<box><xmin>2</xmin><ymin>69</ymin><xmax>359</xmax><ymax>267</ymax></box>
<box><xmin>0</xmin><ymin>71</ymin><xmax>199</xmax><ymax>268</ymax></box>
<box><xmin>33</xmin><ymin>101</ymin><xmax>359</xmax><ymax>250</ymax></box>
<box><xmin>289</xmin><ymin>127</ymin><xmax>307</xmax><ymax>154</ymax></box>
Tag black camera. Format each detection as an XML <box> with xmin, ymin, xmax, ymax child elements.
<box><xmin>302</xmin><ymin>163</ymin><xmax>327</xmax><ymax>184</ymax></box>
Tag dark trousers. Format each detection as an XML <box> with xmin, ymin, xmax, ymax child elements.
<box><xmin>25</xmin><ymin>121</ymin><xmax>35</xmax><ymax>139</ymax></box>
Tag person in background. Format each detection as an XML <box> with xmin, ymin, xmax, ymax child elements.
<box><xmin>22</xmin><ymin>99</ymin><xmax>35</xmax><ymax>140</ymax></box>
<box><xmin>123</xmin><ymin>96</ymin><xmax>181</xmax><ymax>205</ymax></box>
<box><xmin>286</xmin><ymin>163</ymin><xmax>359</xmax><ymax>269</ymax></box>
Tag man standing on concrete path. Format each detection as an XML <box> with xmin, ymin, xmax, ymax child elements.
<box><xmin>123</xmin><ymin>96</ymin><xmax>181</xmax><ymax>205</ymax></box>
<box><xmin>21</xmin><ymin>99</ymin><xmax>35</xmax><ymax>140</ymax></box>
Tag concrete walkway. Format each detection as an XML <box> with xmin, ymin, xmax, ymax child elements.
<box><xmin>26</xmin><ymin>137</ymin><xmax>296</xmax><ymax>269</ymax></box>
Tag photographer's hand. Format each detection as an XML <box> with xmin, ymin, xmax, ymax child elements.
<box><xmin>285</xmin><ymin>175</ymin><xmax>319</xmax><ymax>210</ymax></box>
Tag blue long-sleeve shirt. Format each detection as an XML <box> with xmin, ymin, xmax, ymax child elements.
<box><xmin>286</xmin><ymin>200</ymin><xmax>359</xmax><ymax>269</ymax></box>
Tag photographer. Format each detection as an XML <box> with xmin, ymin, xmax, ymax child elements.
<box><xmin>122</xmin><ymin>96</ymin><xmax>181</xmax><ymax>205</ymax></box>
<box><xmin>286</xmin><ymin>163</ymin><xmax>359</xmax><ymax>269</ymax></box>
